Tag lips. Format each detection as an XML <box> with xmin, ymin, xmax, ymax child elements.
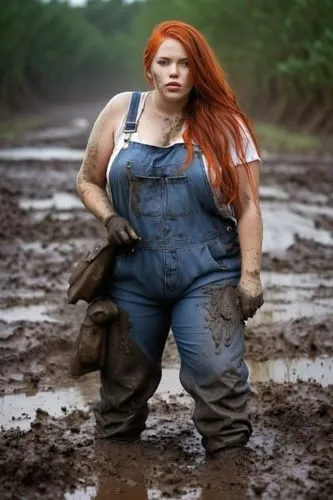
<box><xmin>166</xmin><ymin>82</ymin><xmax>181</xmax><ymax>87</ymax></box>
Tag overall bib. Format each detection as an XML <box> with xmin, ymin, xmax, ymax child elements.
<box><xmin>94</xmin><ymin>92</ymin><xmax>252</xmax><ymax>453</ymax></box>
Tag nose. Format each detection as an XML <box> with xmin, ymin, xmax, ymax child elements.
<box><xmin>169</xmin><ymin>63</ymin><xmax>179</xmax><ymax>78</ymax></box>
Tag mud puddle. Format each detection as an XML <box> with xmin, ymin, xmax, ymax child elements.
<box><xmin>65</xmin><ymin>485</ymin><xmax>203</xmax><ymax>499</ymax></box>
<box><xmin>2</xmin><ymin>357</ymin><xmax>333</xmax><ymax>433</ymax></box>
<box><xmin>0</xmin><ymin>369</ymin><xmax>190</xmax><ymax>431</ymax></box>
<box><xmin>262</xmin><ymin>200</ymin><xmax>333</xmax><ymax>252</ymax></box>
<box><xmin>25</xmin><ymin>118</ymin><xmax>89</xmax><ymax>142</ymax></box>
<box><xmin>0</xmin><ymin>304</ymin><xmax>59</xmax><ymax>323</ymax></box>
<box><xmin>250</xmin><ymin>271</ymin><xmax>332</xmax><ymax>326</ymax></box>
<box><xmin>0</xmin><ymin>146</ymin><xmax>84</xmax><ymax>161</ymax></box>
<box><xmin>2</xmin><ymin>372</ymin><xmax>332</xmax><ymax>499</ymax></box>
<box><xmin>19</xmin><ymin>192</ymin><xmax>83</xmax><ymax>211</ymax></box>
<box><xmin>1</xmin><ymin>105</ymin><xmax>333</xmax><ymax>499</ymax></box>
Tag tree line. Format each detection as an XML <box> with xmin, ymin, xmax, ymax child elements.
<box><xmin>1</xmin><ymin>0</ymin><xmax>333</xmax><ymax>132</ymax></box>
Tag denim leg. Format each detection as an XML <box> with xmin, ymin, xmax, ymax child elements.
<box><xmin>95</xmin><ymin>287</ymin><xmax>171</xmax><ymax>440</ymax></box>
<box><xmin>171</xmin><ymin>281</ymin><xmax>252</xmax><ymax>453</ymax></box>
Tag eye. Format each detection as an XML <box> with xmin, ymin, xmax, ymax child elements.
<box><xmin>157</xmin><ymin>59</ymin><xmax>168</xmax><ymax>66</ymax></box>
<box><xmin>180</xmin><ymin>60</ymin><xmax>189</xmax><ymax>67</ymax></box>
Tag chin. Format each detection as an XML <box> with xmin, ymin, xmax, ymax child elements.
<box><xmin>163</xmin><ymin>89</ymin><xmax>190</xmax><ymax>101</ymax></box>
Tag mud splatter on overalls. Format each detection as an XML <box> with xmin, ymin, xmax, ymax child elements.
<box><xmin>94</xmin><ymin>92</ymin><xmax>252</xmax><ymax>454</ymax></box>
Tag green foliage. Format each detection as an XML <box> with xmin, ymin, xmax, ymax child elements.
<box><xmin>1</xmin><ymin>0</ymin><xmax>333</xmax><ymax>131</ymax></box>
<box><xmin>125</xmin><ymin>0</ymin><xmax>333</xmax><ymax>130</ymax></box>
<box><xmin>0</xmin><ymin>0</ymin><xmax>130</xmax><ymax>106</ymax></box>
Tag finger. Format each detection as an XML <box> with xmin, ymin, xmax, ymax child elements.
<box><xmin>255</xmin><ymin>295</ymin><xmax>264</xmax><ymax>311</ymax></box>
<box><xmin>125</xmin><ymin>224</ymin><xmax>140</xmax><ymax>241</ymax></box>
<box><xmin>111</xmin><ymin>234</ymin><xmax>122</xmax><ymax>245</ymax></box>
<box><xmin>119</xmin><ymin>230</ymin><xmax>132</xmax><ymax>244</ymax></box>
<box><xmin>237</xmin><ymin>296</ymin><xmax>247</xmax><ymax>320</ymax></box>
<box><xmin>107</xmin><ymin>233</ymin><xmax>118</xmax><ymax>245</ymax></box>
<box><xmin>249</xmin><ymin>300</ymin><xmax>262</xmax><ymax>318</ymax></box>
<box><xmin>245</xmin><ymin>301</ymin><xmax>259</xmax><ymax>320</ymax></box>
<box><xmin>244</xmin><ymin>310</ymin><xmax>253</xmax><ymax>320</ymax></box>
<box><xmin>241</xmin><ymin>304</ymin><xmax>252</xmax><ymax>321</ymax></box>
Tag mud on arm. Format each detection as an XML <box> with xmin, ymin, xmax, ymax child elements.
<box><xmin>76</xmin><ymin>101</ymin><xmax>117</xmax><ymax>225</ymax></box>
<box><xmin>236</xmin><ymin>160</ymin><xmax>264</xmax><ymax>319</ymax></box>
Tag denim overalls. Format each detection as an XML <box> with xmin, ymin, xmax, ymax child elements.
<box><xmin>95</xmin><ymin>92</ymin><xmax>252</xmax><ymax>453</ymax></box>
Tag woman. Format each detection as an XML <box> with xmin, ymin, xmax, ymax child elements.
<box><xmin>77</xmin><ymin>20</ymin><xmax>263</xmax><ymax>458</ymax></box>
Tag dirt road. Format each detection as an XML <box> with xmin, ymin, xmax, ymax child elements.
<box><xmin>1</xmin><ymin>102</ymin><xmax>333</xmax><ymax>499</ymax></box>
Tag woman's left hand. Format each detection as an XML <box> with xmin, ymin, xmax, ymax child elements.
<box><xmin>236</xmin><ymin>273</ymin><xmax>264</xmax><ymax>321</ymax></box>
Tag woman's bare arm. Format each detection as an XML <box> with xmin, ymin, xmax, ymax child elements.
<box><xmin>76</xmin><ymin>92</ymin><xmax>131</xmax><ymax>225</ymax></box>
<box><xmin>236</xmin><ymin>160</ymin><xmax>264</xmax><ymax>318</ymax></box>
<box><xmin>237</xmin><ymin>160</ymin><xmax>263</xmax><ymax>278</ymax></box>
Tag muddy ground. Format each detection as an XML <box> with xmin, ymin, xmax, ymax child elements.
<box><xmin>0</xmin><ymin>101</ymin><xmax>333</xmax><ymax>499</ymax></box>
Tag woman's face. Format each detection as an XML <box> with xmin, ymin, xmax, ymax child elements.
<box><xmin>149</xmin><ymin>38</ymin><xmax>193</xmax><ymax>100</ymax></box>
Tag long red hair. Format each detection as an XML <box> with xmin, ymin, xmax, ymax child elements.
<box><xmin>143</xmin><ymin>20</ymin><xmax>260</xmax><ymax>207</ymax></box>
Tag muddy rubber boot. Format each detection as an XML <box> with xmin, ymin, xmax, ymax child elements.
<box><xmin>94</xmin><ymin>308</ymin><xmax>162</xmax><ymax>441</ymax></box>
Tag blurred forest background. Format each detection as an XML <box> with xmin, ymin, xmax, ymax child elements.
<box><xmin>1</xmin><ymin>0</ymin><xmax>333</xmax><ymax>134</ymax></box>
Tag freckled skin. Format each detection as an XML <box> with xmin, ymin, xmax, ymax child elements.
<box><xmin>77</xmin><ymin>110</ymin><xmax>117</xmax><ymax>223</ymax></box>
<box><xmin>149</xmin><ymin>69</ymin><xmax>185</xmax><ymax>146</ymax></box>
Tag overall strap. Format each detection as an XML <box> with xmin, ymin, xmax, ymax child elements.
<box><xmin>123</xmin><ymin>91</ymin><xmax>141</xmax><ymax>143</ymax></box>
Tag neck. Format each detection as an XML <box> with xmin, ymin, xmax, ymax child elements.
<box><xmin>150</xmin><ymin>89</ymin><xmax>188</xmax><ymax>117</ymax></box>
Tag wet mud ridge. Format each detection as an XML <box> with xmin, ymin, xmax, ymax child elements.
<box><xmin>1</xmin><ymin>109</ymin><xmax>333</xmax><ymax>499</ymax></box>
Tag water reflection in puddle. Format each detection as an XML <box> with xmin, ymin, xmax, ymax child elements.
<box><xmin>21</xmin><ymin>239</ymin><xmax>92</xmax><ymax>255</ymax></box>
<box><xmin>26</xmin><ymin>118</ymin><xmax>89</xmax><ymax>141</ymax></box>
<box><xmin>262</xmin><ymin>201</ymin><xmax>333</xmax><ymax>252</ymax></box>
<box><xmin>249</xmin><ymin>356</ymin><xmax>333</xmax><ymax>386</ymax></box>
<box><xmin>0</xmin><ymin>290</ymin><xmax>45</xmax><ymax>301</ymax></box>
<box><xmin>0</xmin><ymin>304</ymin><xmax>58</xmax><ymax>323</ymax></box>
<box><xmin>258</xmin><ymin>182</ymin><xmax>333</xmax><ymax>252</ymax></box>
<box><xmin>262</xmin><ymin>272</ymin><xmax>333</xmax><ymax>288</ymax></box>
<box><xmin>65</xmin><ymin>486</ymin><xmax>202</xmax><ymax>500</ymax></box>
<box><xmin>250</xmin><ymin>272</ymin><xmax>333</xmax><ymax>325</ymax></box>
<box><xmin>0</xmin><ymin>147</ymin><xmax>84</xmax><ymax>161</ymax></box>
<box><xmin>0</xmin><ymin>388</ymin><xmax>89</xmax><ymax>431</ymax></box>
<box><xmin>65</xmin><ymin>487</ymin><xmax>96</xmax><ymax>500</ymax></box>
<box><xmin>20</xmin><ymin>192</ymin><xmax>83</xmax><ymax>211</ymax></box>
<box><xmin>260</xmin><ymin>186</ymin><xmax>290</xmax><ymax>200</ymax></box>
<box><xmin>252</xmin><ymin>298</ymin><xmax>330</xmax><ymax>325</ymax></box>
<box><xmin>1</xmin><ymin>359</ymin><xmax>333</xmax><ymax>431</ymax></box>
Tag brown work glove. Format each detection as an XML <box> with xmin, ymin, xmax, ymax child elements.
<box><xmin>236</xmin><ymin>273</ymin><xmax>264</xmax><ymax>321</ymax></box>
<box><xmin>105</xmin><ymin>214</ymin><xmax>141</xmax><ymax>245</ymax></box>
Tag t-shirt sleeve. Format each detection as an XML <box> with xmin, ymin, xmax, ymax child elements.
<box><xmin>229</xmin><ymin>121</ymin><xmax>261</xmax><ymax>166</ymax></box>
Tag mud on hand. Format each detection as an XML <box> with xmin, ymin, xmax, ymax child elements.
<box><xmin>236</xmin><ymin>278</ymin><xmax>264</xmax><ymax>321</ymax></box>
<box><xmin>105</xmin><ymin>214</ymin><xmax>141</xmax><ymax>245</ymax></box>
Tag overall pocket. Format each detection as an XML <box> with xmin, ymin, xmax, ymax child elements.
<box><xmin>166</xmin><ymin>175</ymin><xmax>191</xmax><ymax>217</ymax></box>
<box><xmin>128</xmin><ymin>171</ymin><xmax>163</xmax><ymax>217</ymax></box>
<box><xmin>205</xmin><ymin>233</ymin><xmax>241</xmax><ymax>272</ymax></box>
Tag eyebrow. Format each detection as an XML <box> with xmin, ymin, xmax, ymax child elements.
<box><xmin>158</xmin><ymin>57</ymin><xmax>188</xmax><ymax>61</ymax></box>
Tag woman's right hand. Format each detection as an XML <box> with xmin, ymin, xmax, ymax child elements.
<box><xmin>105</xmin><ymin>214</ymin><xmax>141</xmax><ymax>245</ymax></box>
